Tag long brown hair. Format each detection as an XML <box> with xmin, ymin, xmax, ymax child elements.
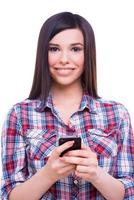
<box><xmin>29</xmin><ymin>12</ymin><xmax>99</xmax><ymax>109</ymax></box>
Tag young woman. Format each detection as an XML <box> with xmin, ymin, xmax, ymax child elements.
<box><xmin>1</xmin><ymin>12</ymin><xmax>134</xmax><ymax>200</ymax></box>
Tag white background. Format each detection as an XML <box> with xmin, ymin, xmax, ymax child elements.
<box><xmin>0</xmin><ymin>0</ymin><xmax>134</xmax><ymax>174</ymax></box>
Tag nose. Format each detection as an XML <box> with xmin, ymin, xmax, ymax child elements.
<box><xmin>59</xmin><ymin>50</ymin><xmax>69</xmax><ymax>64</ymax></box>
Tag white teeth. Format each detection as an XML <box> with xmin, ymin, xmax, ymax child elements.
<box><xmin>55</xmin><ymin>68</ymin><xmax>74</xmax><ymax>70</ymax></box>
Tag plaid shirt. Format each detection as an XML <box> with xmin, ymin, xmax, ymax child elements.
<box><xmin>1</xmin><ymin>94</ymin><xmax>134</xmax><ymax>200</ymax></box>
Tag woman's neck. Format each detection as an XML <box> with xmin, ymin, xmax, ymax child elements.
<box><xmin>51</xmin><ymin>83</ymin><xmax>83</xmax><ymax>106</ymax></box>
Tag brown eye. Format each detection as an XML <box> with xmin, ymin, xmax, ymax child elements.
<box><xmin>72</xmin><ymin>47</ymin><xmax>82</xmax><ymax>52</ymax></box>
<box><xmin>48</xmin><ymin>47</ymin><xmax>59</xmax><ymax>52</ymax></box>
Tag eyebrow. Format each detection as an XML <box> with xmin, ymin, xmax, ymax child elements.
<box><xmin>49</xmin><ymin>43</ymin><xmax>84</xmax><ymax>46</ymax></box>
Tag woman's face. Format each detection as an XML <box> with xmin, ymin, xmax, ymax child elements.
<box><xmin>48</xmin><ymin>28</ymin><xmax>84</xmax><ymax>88</ymax></box>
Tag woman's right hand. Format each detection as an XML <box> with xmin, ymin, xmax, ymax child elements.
<box><xmin>44</xmin><ymin>141</ymin><xmax>76</xmax><ymax>182</ymax></box>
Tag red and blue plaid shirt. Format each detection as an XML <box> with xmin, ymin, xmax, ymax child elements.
<box><xmin>1</xmin><ymin>94</ymin><xmax>134</xmax><ymax>199</ymax></box>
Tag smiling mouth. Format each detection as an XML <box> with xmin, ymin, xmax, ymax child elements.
<box><xmin>55</xmin><ymin>68</ymin><xmax>75</xmax><ymax>70</ymax></box>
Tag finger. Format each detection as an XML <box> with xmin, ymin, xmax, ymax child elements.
<box><xmin>81</xmin><ymin>144</ymin><xmax>92</xmax><ymax>151</ymax></box>
<box><xmin>65</xmin><ymin>149</ymin><xmax>91</xmax><ymax>158</ymax></box>
<box><xmin>75</xmin><ymin>168</ymin><xmax>98</xmax><ymax>180</ymax></box>
<box><xmin>65</xmin><ymin>148</ymin><xmax>97</xmax><ymax>160</ymax></box>
<box><xmin>75</xmin><ymin>171</ymin><xmax>90</xmax><ymax>179</ymax></box>
<box><xmin>60</xmin><ymin>156</ymin><xmax>89</xmax><ymax>166</ymax></box>
<box><xmin>76</xmin><ymin>160</ymin><xmax>98</xmax><ymax>173</ymax></box>
<box><xmin>52</xmin><ymin>141</ymin><xmax>74</xmax><ymax>157</ymax></box>
<box><xmin>56</xmin><ymin>161</ymin><xmax>74</xmax><ymax>168</ymax></box>
<box><xmin>58</xmin><ymin>164</ymin><xmax>76</xmax><ymax>175</ymax></box>
<box><xmin>60</xmin><ymin>154</ymin><xmax>98</xmax><ymax>166</ymax></box>
<box><xmin>81</xmin><ymin>145</ymin><xmax>97</xmax><ymax>157</ymax></box>
<box><xmin>76</xmin><ymin>165</ymin><xmax>89</xmax><ymax>173</ymax></box>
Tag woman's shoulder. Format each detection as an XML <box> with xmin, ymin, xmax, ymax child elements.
<box><xmin>93</xmin><ymin>96</ymin><xmax>129</xmax><ymax>117</ymax></box>
<box><xmin>7</xmin><ymin>99</ymin><xmax>41</xmax><ymax>115</ymax></box>
<box><xmin>96</xmin><ymin>97</ymin><xmax>121</xmax><ymax>105</ymax></box>
<box><xmin>14</xmin><ymin>98</ymin><xmax>40</xmax><ymax>107</ymax></box>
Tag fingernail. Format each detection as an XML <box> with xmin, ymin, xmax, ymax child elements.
<box><xmin>68</xmin><ymin>141</ymin><xmax>74</xmax><ymax>145</ymax></box>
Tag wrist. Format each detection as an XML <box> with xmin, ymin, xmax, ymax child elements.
<box><xmin>90</xmin><ymin>166</ymin><xmax>103</xmax><ymax>185</ymax></box>
<box><xmin>42</xmin><ymin>165</ymin><xmax>58</xmax><ymax>183</ymax></box>
<box><xmin>35</xmin><ymin>167</ymin><xmax>57</xmax><ymax>189</ymax></box>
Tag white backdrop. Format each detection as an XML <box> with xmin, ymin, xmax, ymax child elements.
<box><xmin>0</xmin><ymin>0</ymin><xmax>134</xmax><ymax>175</ymax></box>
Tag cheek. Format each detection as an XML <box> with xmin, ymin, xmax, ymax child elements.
<box><xmin>73</xmin><ymin>54</ymin><xmax>84</xmax><ymax>67</ymax></box>
<box><xmin>48</xmin><ymin>54</ymin><xmax>59</xmax><ymax>66</ymax></box>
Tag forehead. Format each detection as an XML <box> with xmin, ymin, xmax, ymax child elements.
<box><xmin>49</xmin><ymin>28</ymin><xmax>84</xmax><ymax>44</ymax></box>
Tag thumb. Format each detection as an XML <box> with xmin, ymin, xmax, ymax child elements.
<box><xmin>52</xmin><ymin>141</ymin><xmax>74</xmax><ymax>158</ymax></box>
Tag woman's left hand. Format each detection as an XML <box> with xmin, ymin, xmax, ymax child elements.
<box><xmin>59</xmin><ymin>145</ymin><xmax>99</xmax><ymax>182</ymax></box>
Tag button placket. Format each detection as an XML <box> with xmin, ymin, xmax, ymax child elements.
<box><xmin>74</xmin><ymin>179</ymin><xmax>78</xmax><ymax>184</ymax></box>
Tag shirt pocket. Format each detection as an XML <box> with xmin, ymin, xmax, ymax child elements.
<box><xmin>24</xmin><ymin>129</ymin><xmax>57</xmax><ymax>169</ymax></box>
<box><xmin>85</xmin><ymin>128</ymin><xmax>118</xmax><ymax>157</ymax></box>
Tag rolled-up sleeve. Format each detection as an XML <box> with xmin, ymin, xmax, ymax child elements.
<box><xmin>117</xmin><ymin>106</ymin><xmax>134</xmax><ymax>199</ymax></box>
<box><xmin>1</xmin><ymin>107</ymin><xmax>27</xmax><ymax>200</ymax></box>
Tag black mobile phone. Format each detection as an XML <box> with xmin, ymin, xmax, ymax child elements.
<box><xmin>58</xmin><ymin>137</ymin><xmax>81</xmax><ymax>156</ymax></box>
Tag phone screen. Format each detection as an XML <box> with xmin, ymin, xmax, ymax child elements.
<box><xmin>58</xmin><ymin>137</ymin><xmax>81</xmax><ymax>156</ymax></box>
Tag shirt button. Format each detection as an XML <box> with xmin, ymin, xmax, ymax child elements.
<box><xmin>74</xmin><ymin>179</ymin><xmax>78</xmax><ymax>184</ymax></box>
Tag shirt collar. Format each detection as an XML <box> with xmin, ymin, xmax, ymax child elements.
<box><xmin>35</xmin><ymin>94</ymin><xmax>54</xmax><ymax>112</ymax></box>
<box><xmin>35</xmin><ymin>93</ymin><xmax>98</xmax><ymax>114</ymax></box>
<box><xmin>79</xmin><ymin>94</ymin><xmax>98</xmax><ymax>114</ymax></box>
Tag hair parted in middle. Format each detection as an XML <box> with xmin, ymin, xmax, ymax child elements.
<box><xmin>29</xmin><ymin>12</ymin><xmax>99</xmax><ymax>109</ymax></box>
